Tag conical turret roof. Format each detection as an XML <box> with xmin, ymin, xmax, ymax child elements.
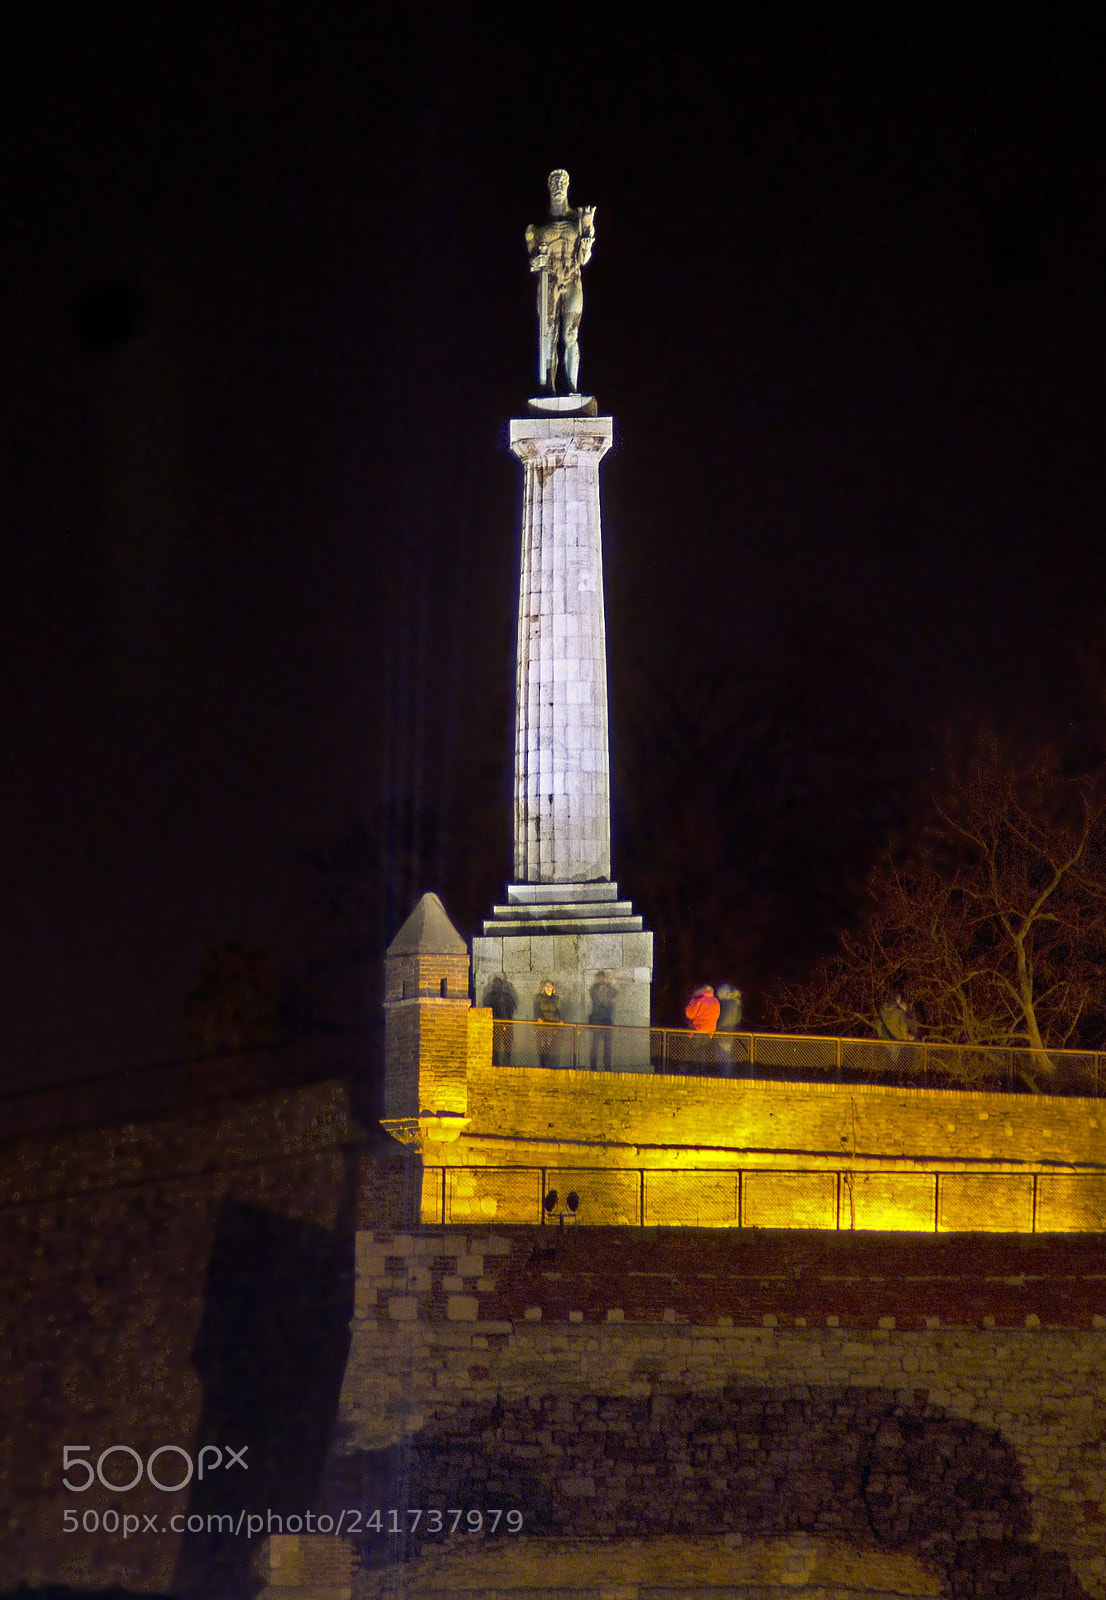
<box><xmin>387</xmin><ymin>892</ymin><xmax>467</xmax><ymax>957</ymax></box>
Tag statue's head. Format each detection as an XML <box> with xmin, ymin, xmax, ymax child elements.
<box><xmin>547</xmin><ymin>169</ymin><xmax>570</xmax><ymax>205</ymax></box>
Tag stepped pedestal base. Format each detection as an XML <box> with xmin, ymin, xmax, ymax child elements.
<box><xmin>472</xmin><ymin>882</ymin><xmax>653</xmax><ymax>1072</ymax></box>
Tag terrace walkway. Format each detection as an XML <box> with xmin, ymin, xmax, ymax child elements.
<box><xmin>490</xmin><ymin>1019</ymin><xmax>1105</xmax><ymax>1096</ymax></box>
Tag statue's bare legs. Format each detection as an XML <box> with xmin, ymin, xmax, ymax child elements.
<box><xmin>560</xmin><ymin>277</ymin><xmax>583</xmax><ymax>391</ymax></box>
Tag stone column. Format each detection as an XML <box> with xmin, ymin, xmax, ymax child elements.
<box><xmin>511</xmin><ymin>414</ymin><xmax>612</xmax><ymax>883</ymax></box>
<box><xmin>472</xmin><ymin>399</ymin><xmax>653</xmax><ymax>1066</ymax></box>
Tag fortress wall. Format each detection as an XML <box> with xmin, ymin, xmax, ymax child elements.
<box><xmin>417</xmin><ymin>1062</ymin><xmax>1106</xmax><ymax>1232</ymax></box>
<box><xmin>0</xmin><ymin>1079</ymin><xmax>357</xmax><ymax>1595</ymax></box>
<box><xmin>464</xmin><ymin>1062</ymin><xmax>1106</xmax><ymax>1170</ymax></box>
<box><xmin>334</xmin><ymin>1223</ymin><xmax>1106</xmax><ymax>1600</ymax></box>
<box><xmin>425</xmin><ymin>1160</ymin><xmax>1106</xmax><ymax>1231</ymax></box>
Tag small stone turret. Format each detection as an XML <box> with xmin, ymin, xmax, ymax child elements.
<box><xmin>381</xmin><ymin>893</ymin><xmax>488</xmax><ymax>1151</ymax></box>
<box><xmin>384</xmin><ymin>891</ymin><xmax>471</xmax><ymax>1006</ymax></box>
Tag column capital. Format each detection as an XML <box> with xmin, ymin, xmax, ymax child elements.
<box><xmin>509</xmin><ymin>414</ymin><xmax>613</xmax><ymax>465</ymax></box>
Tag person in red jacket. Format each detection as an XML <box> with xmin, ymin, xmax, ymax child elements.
<box><xmin>684</xmin><ymin>984</ymin><xmax>720</xmax><ymax>1071</ymax></box>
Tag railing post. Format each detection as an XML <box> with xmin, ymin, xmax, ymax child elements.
<box><xmin>571</xmin><ymin>1024</ymin><xmax>578</xmax><ymax>1069</ymax></box>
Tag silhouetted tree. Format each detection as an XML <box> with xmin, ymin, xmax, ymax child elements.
<box><xmin>764</xmin><ymin>741</ymin><xmax>1106</xmax><ymax>1077</ymax></box>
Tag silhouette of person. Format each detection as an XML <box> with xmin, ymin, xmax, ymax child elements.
<box><xmin>588</xmin><ymin>970</ymin><xmax>617</xmax><ymax>1070</ymax></box>
<box><xmin>486</xmin><ymin>973</ymin><xmax>518</xmax><ymax>1065</ymax></box>
<box><xmin>714</xmin><ymin>982</ymin><xmax>743</xmax><ymax>1074</ymax></box>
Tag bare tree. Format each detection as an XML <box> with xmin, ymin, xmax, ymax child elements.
<box><xmin>765</xmin><ymin>742</ymin><xmax>1106</xmax><ymax>1082</ymax></box>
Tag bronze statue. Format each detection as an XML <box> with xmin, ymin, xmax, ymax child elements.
<box><xmin>525</xmin><ymin>169</ymin><xmax>595</xmax><ymax>393</ymax></box>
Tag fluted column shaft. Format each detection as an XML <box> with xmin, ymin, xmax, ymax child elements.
<box><xmin>509</xmin><ymin>416</ymin><xmax>613</xmax><ymax>883</ymax></box>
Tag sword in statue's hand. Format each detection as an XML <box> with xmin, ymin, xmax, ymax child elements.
<box><xmin>532</xmin><ymin>251</ymin><xmax>553</xmax><ymax>390</ymax></box>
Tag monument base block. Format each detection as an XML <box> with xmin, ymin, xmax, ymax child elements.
<box><xmin>526</xmin><ymin>393</ymin><xmax>599</xmax><ymax>416</ymax></box>
<box><xmin>472</xmin><ymin>881</ymin><xmax>653</xmax><ymax>1073</ymax></box>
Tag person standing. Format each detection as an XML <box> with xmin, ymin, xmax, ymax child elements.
<box><xmin>588</xmin><ymin>970</ymin><xmax>617</xmax><ymax>1070</ymax></box>
<box><xmin>536</xmin><ymin>979</ymin><xmax>563</xmax><ymax>1069</ymax></box>
<box><xmin>714</xmin><ymin>982</ymin><xmax>743</xmax><ymax>1075</ymax></box>
<box><xmin>684</xmin><ymin>984</ymin><xmax>720</xmax><ymax>1072</ymax></box>
<box><xmin>486</xmin><ymin>973</ymin><xmax>518</xmax><ymax>1065</ymax></box>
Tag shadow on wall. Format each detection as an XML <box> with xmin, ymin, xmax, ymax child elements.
<box><xmin>173</xmin><ymin>1200</ymin><xmax>354</xmax><ymax>1600</ymax></box>
<box><xmin>331</xmin><ymin>1385</ymin><xmax>1085</xmax><ymax>1598</ymax></box>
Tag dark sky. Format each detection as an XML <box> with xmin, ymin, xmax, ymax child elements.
<box><xmin>4</xmin><ymin>9</ymin><xmax>1105</xmax><ymax>1089</ymax></box>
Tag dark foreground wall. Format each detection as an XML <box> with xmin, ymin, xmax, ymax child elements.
<box><xmin>0</xmin><ymin>1073</ymin><xmax>360</xmax><ymax>1596</ymax></box>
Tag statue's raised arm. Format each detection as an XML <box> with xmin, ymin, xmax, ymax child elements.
<box><xmin>525</xmin><ymin>170</ymin><xmax>595</xmax><ymax>394</ymax></box>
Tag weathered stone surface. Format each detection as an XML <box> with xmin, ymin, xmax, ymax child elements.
<box><xmin>473</xmin><ymin>926</ymin><xmax>653</xmax><ymax>1045</ymax></box>
<box><xmin>474</xmin><ymin>402</ymin><xmax>654</xmax><ymax>1039</ymax></box>
<box><xmin>0</xmin><ymin>1077</ymin><xmax>356</xmax><ymax>1595</ymax></box>
<box><xmin>510</xmin><ymin>416</ymin><xmax>614</xmax><ymax>885</ymax></box>
<box><xmin>336</xmin><ymin>1225</ymin><xmax>1106</xmax><ymax>1599</ymax></box>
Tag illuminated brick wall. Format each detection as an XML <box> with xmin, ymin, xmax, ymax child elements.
<box><xmin>332</xmin><ymin>1223</ymin><xmax>1106</xmax><ymax>1599</ymax></box>
<box><xmin>463</xmin><ymin>1057</ymin><xmax>1106</xmax><ymax>1171</ymax></box>
<box><xmin>383</xmin><ymin>1001</ymin><xmax>472</xmax><ymax>1121</ymax></box>
<box><xmin>423</xmin><ymin>1161</ymin><xmax>1106</xmax><ymax>1232</ymax></box>
<box><xmin>415</xmin><ymin>1055</ymin><xmax>1106</xmax><ymax>1233</ymax></box>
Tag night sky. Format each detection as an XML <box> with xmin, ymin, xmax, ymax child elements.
<box><xmin>5</xmin><ymin>10</ymin><xmax>1106</xmax><ymax>1091</ymax></box>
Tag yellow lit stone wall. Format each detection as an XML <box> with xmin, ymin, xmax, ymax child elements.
<box><xmin>384</xmin><ymin>1001</ymin><xmax>472</xmax><ymax>1120</ymax></box>
<box><xmin>463</xmin><ymin>1058</ymin><xmax>1106</xmax><ymax>1171</ymax></box>
<box><xmin>413</xmin><ymin>1052</ymin><xmax>1106</xmax><ymax>1232</ymax></box>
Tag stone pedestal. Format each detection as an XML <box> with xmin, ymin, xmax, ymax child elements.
<box><xmin>472</xmin><ymin>882</ymin><xmax>652</xmax><ymax>1069</ymax></box>
<box><xmin>473</xmin><ymin>404</ymin><xmax>653</xmax><ymax>1067</ymax></box>
<box><xmin>251</xmin><ymin>1534</ymin><xmax>352</xmax><ymax>1599</ymax></box>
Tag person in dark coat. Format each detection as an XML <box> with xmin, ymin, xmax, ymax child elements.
<box><xmin>875</xmin><ymin>994</ymin><xmax>920</xmax><ymax>1079</ymax></box>
<box><xmin>877</xmin><ymin>995</ymin><xmax>914</xmax><ymax>1041</ymax></box>
<box><xmin>486</xmin><ymin>973</ymin><xmax>518</xmax><ymax>1065</ymax></box>
<box><xmin>588</xmin><ymin>970</ymin><xmax>617</xmax><ymax>1070</ymax></box>
<box><xmin>535</xmin><ymin>979</ymin><xmax>562</xmax><ymax>1069</ymax></box>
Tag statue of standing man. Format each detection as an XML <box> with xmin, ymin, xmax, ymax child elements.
<box><xmin>525</xmin><ymin>170</ymin><xmax>595</xmax><ymax>394</ymax></box>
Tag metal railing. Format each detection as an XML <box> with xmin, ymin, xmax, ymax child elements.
<box><xmin>489</xmin><ymin>1020</ymin><xmax>1106</xmax><ymax>1097</ymax></box>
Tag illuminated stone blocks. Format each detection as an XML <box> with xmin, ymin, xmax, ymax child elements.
<box><xmin>472</xmin><ymin>407</ymin><xmax>653</xmax><ymax>1052</ymax></box>
<box><xmin>509</xmin><ymin>415</ymin><xmax>614</xmax><ymax>885</ymax></box>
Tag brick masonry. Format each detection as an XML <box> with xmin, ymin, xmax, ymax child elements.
<box><xmin>416</xmin><ymin>1054</ymin><xmax>1106</xmax><ymax>1234</ymax></box>
<box><xmin>0</xmin><ymin>1077</ymin><xmax>357</xmax><ymax>1597</ymax></box>
<box><xmin>332</xmin><ymin>1222</ymin><xmax>1106</xmax><ymax>1598</ymax></box>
